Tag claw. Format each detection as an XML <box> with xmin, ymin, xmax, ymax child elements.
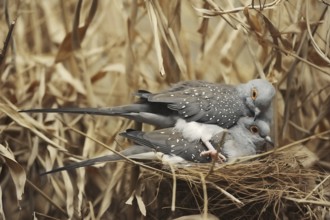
<box><xmin>200</xmin><ymin>150</ymin><xmax>226</xmax><ymax>162</ymax></box>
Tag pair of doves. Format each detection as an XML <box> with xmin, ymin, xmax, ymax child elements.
<box><xmin>20</xmin><ymin>79</ymin><xmax>275</xmax><ymax>174</ymax></box>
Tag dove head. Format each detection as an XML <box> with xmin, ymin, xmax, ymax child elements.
<box><xmin>235</xmin><ymin>116</ymin><xmax>272</xmax><ymax>148</ymax></box>
<box><xmin>216</xmin><ymin>117</ymin><xmax>272</xmax><ymax>161</ymax></box>
<box><xmin>238</xmin><ymin>79</ymin><xmax>275</xmax><ymax>118</ymax></box>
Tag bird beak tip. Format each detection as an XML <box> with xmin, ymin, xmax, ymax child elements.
<box><xmin>265</xmin><ymin>136</ymin><xmax>274</xmax><ymax>147</ymax></box>
<box><xmin>253</xmin><ymin>107</ymin><xmax>260</xmax><ymax>121</ymax></box>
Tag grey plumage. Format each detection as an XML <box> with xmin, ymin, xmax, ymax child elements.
<box><xmin>220</xmin><ymin>117</ymin><xmax>271</xmax><ymax>160</ymax></box>
<box><xmin>20</xmin><ymin>79</ymin><xmax>275</xmax><ymax>128</ymax></box>
<box><xmin>40</xmin><ymin>117</ymin><xmax>272</xmax><ymax>175</ymax></box>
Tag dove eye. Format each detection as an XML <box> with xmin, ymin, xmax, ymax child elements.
<box><xmin>250</xmin><ymin>125</ymin><xmax>259</xmax><ymax>133</ymax></box>
<box><xmin>251</xmin><ymin>88</ymin><xmax>258</xmax><ymax>100</ymax></box>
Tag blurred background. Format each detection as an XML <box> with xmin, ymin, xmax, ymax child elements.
<box><xmin>0</xmin><ymin>0</ymin><xmax>329</xmax><ymax>219</ymax></box>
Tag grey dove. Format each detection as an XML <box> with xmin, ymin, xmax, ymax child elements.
<box><xmin>20</xmin><ymin>79</ymin><xmax>275</xmax><ymax>127</ymax></box>
<box><xmin>20</xmin><ymin>79</ymin><xmax>275</xmax><ymax>159</ymax></box>
<box><xmin>40</xmin><ymin>117</ymin><xmax>272</xmax><ymax>175</ymax></box>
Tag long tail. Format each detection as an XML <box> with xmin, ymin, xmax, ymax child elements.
<box><xmin>41</xmin><ymin>145</ymin><xmax>155</xmax><ymax>175</ymax></box>
<box><xmin>19</xmin><ymin>104</ymin><xmax>151</xmax><ymax>116</ymax></box>
<box><xmin>119</xmin><ymin>129</ymin><xmax>153</xmax><ymax>148</ymax></box>
<box><xmin>20</xmin><ymin>105</ymin><xmax>177</xmax><ymax>128</ymax></box>
<box><xmin>41</xmin><ymin>154</ymin><xmax>120</xmax><ymax>175</ymax></box>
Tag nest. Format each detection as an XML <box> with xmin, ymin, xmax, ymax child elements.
<box><xmin>100</xmin><ymin>145</ymin><xmax>328</xmax><ymax>220</ymax></box>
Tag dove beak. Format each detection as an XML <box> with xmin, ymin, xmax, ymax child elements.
<box><xmin>253</xmin><ymin>107</ymin><xmax>261</xmax><ymax>120</ymax></box>
<box><xmin>265</xmin><ymin>136</ymin><xmax>274</xmax><ymax>147</ymax></box>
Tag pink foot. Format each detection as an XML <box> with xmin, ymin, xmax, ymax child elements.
<box><xmin>200</xmin><ymin>150</ymin><xmax>226</xmax><ymax>162</ymax></box>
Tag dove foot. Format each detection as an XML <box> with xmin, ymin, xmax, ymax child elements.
<box><xmin>200</xmin><ymin>150</ymin><xmax>226</xmax><ymax>162</ymax></box>
<box><xmin>201</xmin><ymin>139</ymin><xmax>226</xmax><ymax>162</ymax></box>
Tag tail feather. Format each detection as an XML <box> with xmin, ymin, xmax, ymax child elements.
<box><xmin>120</xmin><ymin>129</ymin><xmax>153</xmax><ymax>148</ymax></box>
<box><xmin>135</xmin><ymin>90</ymin><xmax>152</xmax><ymax>99</ymax></box>
<box><xmin>19</xmin><ymin>104</ymin><xmax>152</xmax><ymax>116</ymax></box>
<box><xmin>40</xmin><ymin>154</ymin><xmax>121</xmax><ymax>175</ymax></box>
<box><xmin>20</xmin><ymin>105</ymin><xmax>177</xmax><ymax>128</ymax></box>
<box><xmin>41</xmin><ymin>145</ymin><xmax>153</xmax><ymax>175</ymax></box>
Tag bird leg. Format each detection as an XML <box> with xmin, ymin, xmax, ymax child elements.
<box><xmin>200</xmin><ymin>138</ymin><xmax>227</xmax><ymax>162</ymax></box>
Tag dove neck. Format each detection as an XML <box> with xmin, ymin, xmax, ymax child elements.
<box><xmin>235</xmin><ymin>83</ymin><xmax>248</xmax><ymax>99</ymax></box>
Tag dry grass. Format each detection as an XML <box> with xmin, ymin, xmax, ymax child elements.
<box><xmin>0</xmin><ymin>0</ymin><xmax>330</xmax><ymax>219</ymax></box>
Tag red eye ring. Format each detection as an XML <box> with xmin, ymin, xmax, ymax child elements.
<box><xmin>250</xmin><ymin>125</ymin><xmax>259</xmax><ymax>133</ymax></box>
<box><xmin>251</xmin><ymin>88</ymin><xmax>258</xmax><ymax>100</ymax></box>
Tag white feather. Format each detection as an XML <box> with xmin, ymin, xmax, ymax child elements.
<box><xmin>174</xmin><ymin>118</ymin><xmax>225</xmax><ymax>142</ymax></box>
